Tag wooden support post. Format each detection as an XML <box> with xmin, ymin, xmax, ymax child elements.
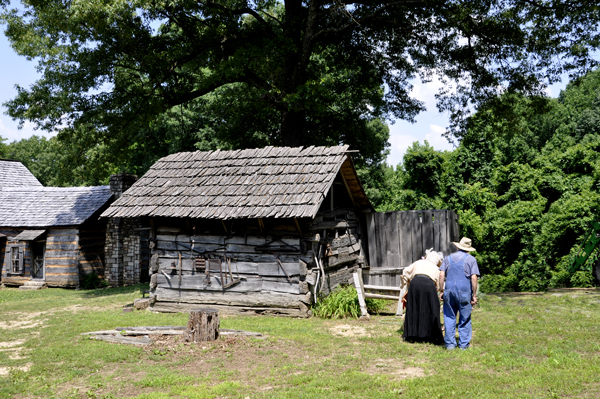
<box><xmin>396</xmin><ymin>285</ymin><xmax>407</xmax><ymax>317</ymax></box>
<box><xmin>183</xmin><ymin>308</ymin><xmax>220</xmax><ymax>342</ymax></box>
<box><xmin>339</xmin><ymin>167</ymin><xmax>357</xmax><ymax>207</ymax></box>
<box><xmin>258</xmin><ymin>218</ymin><xmax>265</xmax><ymax>234</ymax></box>
<box><xmin>221</xmin><ymin>221</ymin><xmax>228</xmax><ymax>235</ymax></box>
<box><xmin>352</xmin><ymin>270</ymin><xmax>369</xmax><ymax>318</ymax></box>
<box><xmin>293</xmin><ymin>218</ymin><xmax>303</xmax><ymax>238</ymax></box>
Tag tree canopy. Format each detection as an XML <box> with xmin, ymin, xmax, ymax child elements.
<box><xmin>2</xmin><ymin>0</ymin><xmax>600</xmax><ymax>172</ymax></box>
<box><xmin>379</xmin><ymin>69</ymin><xmax>600</xmax><ymax>291</ymax></box>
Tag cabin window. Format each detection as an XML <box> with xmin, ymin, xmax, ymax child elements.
<box><xmin>10</xmin><ymin>246</ymin><xmax>24</xmax><ymax>274</ymax></box>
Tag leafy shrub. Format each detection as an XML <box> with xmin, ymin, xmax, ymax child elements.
<box><xmin>80</xmin><ymin>273</ymin><xmax>109</xmax><ymax>290</ymax></box>
<box><xmin>570</xmin><ymin>271</ymin><xmax>594</xmax><ymax>288</ymax></box>
<box><xmin>480</xmin><ymin>274</ymin><xmax>519</xmax><ymax>293</ymax></box>
<box><xmin>312</xmin><ymin>285</ymin><xmax>388</xmax><ymax>319</ymax></box>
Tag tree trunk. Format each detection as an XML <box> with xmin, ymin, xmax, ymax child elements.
<box><xmin>183</xmin><ymin>308</ymin><xmax>220</xmax><ymax>342</ymax></box>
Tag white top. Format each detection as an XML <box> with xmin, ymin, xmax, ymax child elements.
<box><xmin>401</xmin><ymin>259</ymin><xmax>442</xmax><ymax>291</ymax></box>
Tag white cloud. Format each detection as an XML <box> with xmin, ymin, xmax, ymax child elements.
<box><xmin>410</xmin><ymin>75</ymin><xmax>444</xmax><ymax>111</ymax></box>
<box><xmin>387</xmin><ymin>121</ymin><xmax>455</xmax><ymax>167</ymax></box>
<box><xmin>388</xmin><ymin>132</ymin><xmax>418</xmax><ymax>167</ymax></box>
<box><xmin>0</xmin><ymin>117</ymin><xmax>56</xmax><ymax>143</ymax></box>
<box><xmin>424</xmin><ymin>124</ymin><xmax>455</xmax><ymax>152</ymax></box>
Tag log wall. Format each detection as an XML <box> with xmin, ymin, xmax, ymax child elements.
<box><xmin>148</xmin><ymin>208</ymin><xmax>367</xmax><ymax>317</ymax></box>
<box><xmin>45</xmin><ymin>228</ymin><xmax>80</xmax><ymax>288</ymax></box>
<box><xmin>0</xmin><ymin>227</ymin><xmax>81</xmax><ymax>288</ymax></box>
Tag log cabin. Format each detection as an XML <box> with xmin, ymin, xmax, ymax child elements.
<box><xmin>0</xmin><ymin>160</ymin><xmax>114</xmax><ymax>289</ymax></box>
<box><xmin>101</xmin><ymin>145</ymin><xmax>374</xmax><ymax>317</ymax></box>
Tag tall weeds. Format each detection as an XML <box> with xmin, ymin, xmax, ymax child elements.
<box><xmin>312</xmin><ymin>285</ymin><xmax>388</xmax><ymax>318</ymax></box>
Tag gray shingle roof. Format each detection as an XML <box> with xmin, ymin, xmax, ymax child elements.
<box><xmin>13</xmin><ymin>230</ymin><xmax>46</xmax><ymax>241</ymax></box>
<box><xmin>101</xmin><ymin>145</ymin><xmax>362</xmax><ymax>220</ymax></box>
<box><xmin>0</xmin><ymin>160</ymin><xmax>43</xmax><ymax>187</ymax></box>
<box><xmin>0</xmin><ymin>186</ymin><xmax>112</xmax><ymax>227</ymax></box>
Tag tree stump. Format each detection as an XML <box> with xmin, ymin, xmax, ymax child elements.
<box><xmin>183</xmin><ymin>308</ymin><xmax>220</xmax><ymax>342</ymax></box>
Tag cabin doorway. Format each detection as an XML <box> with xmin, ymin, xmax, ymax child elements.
<box><xmin>31</xmin><ymin>241</ymin><xmax>45</xmax><ymax>280</ymax></box>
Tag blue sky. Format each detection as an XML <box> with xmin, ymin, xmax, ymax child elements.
<box><xmin>0</xmin><ymin>29</ymin><xmax>567</xmax><ymax>167</ymax></box>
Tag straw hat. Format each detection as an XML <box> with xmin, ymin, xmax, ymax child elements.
<box><xmin>453</xmin><ymin>237</ymin><xmax>476</xmax><ymax>252</ymax></box>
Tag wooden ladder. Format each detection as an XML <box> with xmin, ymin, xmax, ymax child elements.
<box><xmin>353</xmin><ymin>270</ymin><xmax>406</xmax><ymax>318</ymax></box>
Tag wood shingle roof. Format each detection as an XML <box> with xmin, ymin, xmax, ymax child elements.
<box><xmin>0</xmin><ymin>160</ymin><xmax>43</xmax><ymax>187</ymax></box>
<box><xmin>102</xmin><ymin>145</ymin><xmax>371</xmax><ymax>220</ymax></box>
<box><xmin>0</xmin><ymin>186</ymin><xmax>112</xmax><ymax>227</ymax></box>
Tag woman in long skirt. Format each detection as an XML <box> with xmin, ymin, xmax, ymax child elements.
<box><xmin>401</xmin><ymin>250</ymin><xmax>444</xmax><ymax>345</ymax></box>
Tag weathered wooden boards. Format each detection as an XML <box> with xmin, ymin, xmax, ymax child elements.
<box><xmin>366</xmin><ymin>210</ymin><xmax>459</xmax><ymax>269</ymax></box>
<box><xmin>183</xmin><ymin>308</ymin><xmax>220</xmax><ymax>342</ymax></box>
<box><xmin>44</xmin><ymin>228</ymin><xmax>79</xmax><ymax>287</ymax></box>
<box><xmin>148</xmin><ymin>208</ymin><xmax>367</xmax><ymax>316</ymax></box>
<box><xmin>82</xmin><ymin>324</ymin><xmax>264</xmax><ymax>345</ymax></box>
<box><xmin>353</xmin><ymin>270</ymin><xmax>403</xmax><ymax>317</ymax></box>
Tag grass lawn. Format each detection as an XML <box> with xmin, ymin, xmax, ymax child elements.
<box><xmin>1</xmin><ymin>284</ymin><xmax>600</xmax><ymax>398</ymax></box>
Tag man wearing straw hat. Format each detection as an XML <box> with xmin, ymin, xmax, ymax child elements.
<box><xmin>439</xmin><ymin>237</ymin><xmax>480</xmax><ymax>350</ymax></box>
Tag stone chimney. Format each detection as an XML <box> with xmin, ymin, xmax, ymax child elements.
<box><xmin>109</xmin><ymin>173</ymin><xmax>137</xmax><ymax>200</ymax></box>
<box><xmin>105</xmin><ymin>173</ymin><xmax>138</xmax><ymax>287</ymax></box>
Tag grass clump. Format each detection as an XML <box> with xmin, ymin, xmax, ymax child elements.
<box><xmin>312</xmin><ymin>285</ymin><xmax>387</xmax><ymax>318</ymax></box>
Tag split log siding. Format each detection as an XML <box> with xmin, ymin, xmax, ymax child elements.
<box><xmin>148</xmin><ymin>207</ymin><xmax>366</xmax><ymax>316</ymax></box>
<box><xmin>45</xmin><ymin>229</ymin><xmax>79</xmax><ymax>287</ymax></box>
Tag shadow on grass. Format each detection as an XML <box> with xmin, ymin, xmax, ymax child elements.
<box><xmin>79</xmin><ymin>283</ymin><xmax>149</xmax><ymax>298</ymax></box>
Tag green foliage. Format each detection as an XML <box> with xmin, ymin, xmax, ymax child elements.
<box><xmin>570</xmin><ymin>271</ymin><xmax>595</xmax><ymax>288</ymax></box>
<box><xmin>3</xmin><ymin>0</ymin><xmax>600</xmax><ymax>183</ymax></box>
<box><xmin>479</xmin><ymin>274</ymin><xmax>519</xmax><ymax>293</ymax></box>
<box><xmin>380</xmin><ymin>69</ymin><xmax>600</xmax><ymax>291</ymax></box>
<box><xmin>312</xmin><ymin>285</ymin><xmax>387</xmax><ymax>319</ymax></box>
<box><xmin>80</xmin><ymin>274</ymin><xmax>109</xmax><ymax>290</ymax></box>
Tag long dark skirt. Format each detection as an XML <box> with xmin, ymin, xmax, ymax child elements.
<box><xmin>402</xmin><ymin>274</ymin><xmax>443</xmax><ymax>345</ymax></box>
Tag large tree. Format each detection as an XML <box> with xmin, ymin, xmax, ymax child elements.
<box><xmin>1</xmin><ymin>0</ymin><xmax>600</xmax><ymax>163</ymax></box>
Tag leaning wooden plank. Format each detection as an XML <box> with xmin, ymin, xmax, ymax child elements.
<box><xmin>352</xmin><ymin>271</ymin><xmax>369</xmax><ymax>317</ymax></box>
<box><xmin>364</xmin><ymin>284</ymin><xmax>401</xmax><ymax>292</ymax></box>
<box><xmin>396</xmin><ymin>285</ymin><xmax>407</xmax><ymax>316</ymax></box>
<box><xmin>88</xmin><ymin>334</ymin><xmax>153</xmax><ymax>346</ymax></box>
<box><xmin>365</xmin><ymin>293</ymin><xmax>400</xmax><ymax>301</ymax></box>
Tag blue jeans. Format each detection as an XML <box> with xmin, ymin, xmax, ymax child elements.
<box><xmin>443</xmin><ymin>290</ymin><xmax>472</xmax><ymax>349</ymax></box>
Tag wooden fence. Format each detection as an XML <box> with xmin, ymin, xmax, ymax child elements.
<box><xmin>364</xmin><ymin>210</ymin><xmax>459</xmax><ymax>286</ymax></box>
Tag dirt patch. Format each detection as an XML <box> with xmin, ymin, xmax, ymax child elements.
<box><xmin>363</xmin><ymin>358</ymin><xmax>425</xmax><ymax>380</ymax></box>
<box><xmin>330</xmin><ymin>324</ymin><xmax>371</xmax><ymax>337</ymax></box>
<box><xmin>0</xmin><ymin>339</ymin><xmax>25</xmax><ymax>348</ymax></box>
<box><xmin>0</xmin><ymin>363</ymin><xmax>32</xmax><ymax>376</ymax></box>
<box><xmin>0</xmin><ymin>311</ymin><xmax>48</xmax><ymax>330</ymax></box>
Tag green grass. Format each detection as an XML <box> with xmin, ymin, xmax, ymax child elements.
<box><xmin>2</xmin><ymin>285</ymin><xmax>600</xmax><ymax>398</ymax></box>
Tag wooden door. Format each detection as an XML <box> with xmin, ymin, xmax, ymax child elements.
<box><xmin>31</xmin><ymin>241</ymin><xmax>45</xmax><ymax>280</ymax></box>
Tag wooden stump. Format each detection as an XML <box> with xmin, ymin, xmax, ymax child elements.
<box><xmin>183</xmin><ymin>308</ymin><xmax>220</xmax><ymax>342</ymax></box>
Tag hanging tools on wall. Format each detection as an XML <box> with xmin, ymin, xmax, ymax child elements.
<box><xmin>195</xmin><ymin>256</ymin><xmax>206</xmax><ymax>271</ymax></box>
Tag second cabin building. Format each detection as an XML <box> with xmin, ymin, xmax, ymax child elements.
<box><xmin>101</xmin><ymin>145</ymin><xmax>373</xmax><ymax>317</ymax></box>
